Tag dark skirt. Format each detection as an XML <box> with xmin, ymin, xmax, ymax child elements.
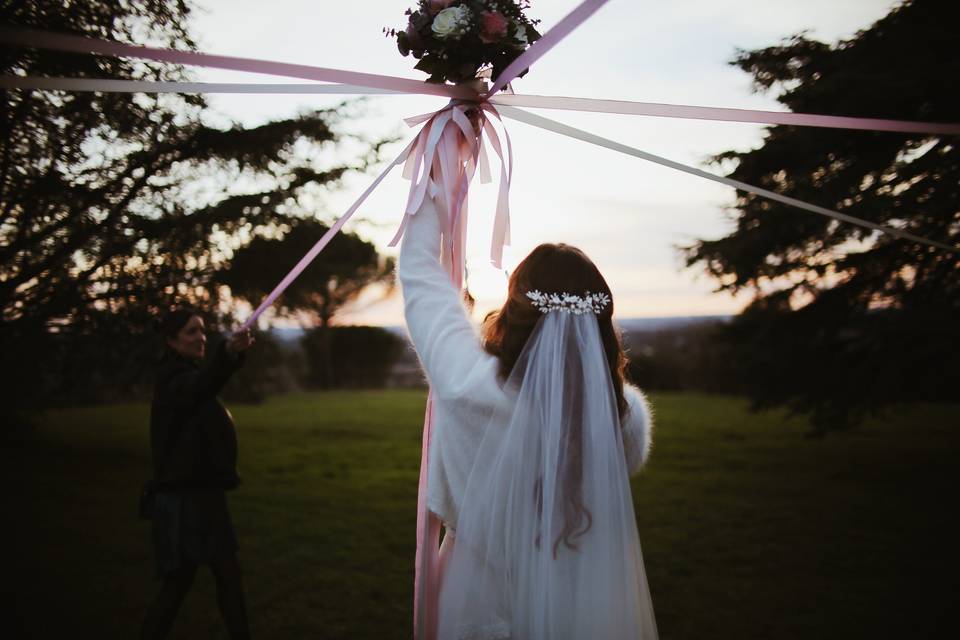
<box><xmin>152</xmin><ymin>489</ymin><xmax>238</xmax><ymax>578</ymax></box>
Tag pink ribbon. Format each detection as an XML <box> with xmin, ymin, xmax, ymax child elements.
<box><xmin>240</xmin><ymin>99</ymin><xmax>513</xmax><ymax>332</ymax></box>
<box><xmin>489</xmin><ymin>93</ymin><xmax>960</xmax><ymax>136</ymax></box>
<box><xmin>388</xmin><ymin>101</ymin><xmax>512</xmax><ymax>266</ymax></box>
<box><xmin>479</xmin><ymin>104</ymin><xmax>515</xmax><ymax>266</ymax></box>
<box><xmin>497</xmin><ymin>104</ymin><xmax>960</xmax><ymax>254</ymax></box>
<box><xmin>237</xmin><ymin>135</ymin><xmax>419</xmax><ymax>331</ymax></box>
<box><xmin>0</xmin><ymin>26</ymin><xmax>477</xmax><ymax>101</ymax></box>
<box><xmin>7</xmin><ymin>72</ymin><xmax>960</xmax><ymax>136</ymax></box>
<box><xmin>414</xmin><ymin>396</ymin><xmax>441</xmax><ymax>640</ymax></box>
<box><xmin>487</xmin><ymin>0</ymin><xmax>612</xmax><ymax>96</ymax></box>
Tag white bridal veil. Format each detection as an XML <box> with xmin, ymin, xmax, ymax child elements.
<box><xmin>437</xmin><ymin>304</ymin><xmax>658</xmax><ymax>640</ymax></box>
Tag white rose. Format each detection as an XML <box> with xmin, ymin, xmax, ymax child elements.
<box><xmin>513</xmin><ymin>23</ymin><xmax>528</xmax><ymax>48</ymax></box>
<box><xmin>431</xmin><ymin>5</ymin><xmax>470</xmax><ymax>39</ymax></box>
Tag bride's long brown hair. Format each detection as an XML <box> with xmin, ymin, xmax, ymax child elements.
<box><xmin>480</xmin><ymin>242</ymin><xmax>630</xmax><ymax>555</ymax></box>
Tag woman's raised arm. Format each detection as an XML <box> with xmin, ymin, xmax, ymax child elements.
<box><xmin>398</xmin><ymin>196</ymin><xmax>491</xmax><ymax>398</ymax></box>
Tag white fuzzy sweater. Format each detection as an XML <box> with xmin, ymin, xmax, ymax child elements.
<box><xmin>399</xmin><ymin>196</ymin><xmax>654</xmax><ymax>529</ymax></box>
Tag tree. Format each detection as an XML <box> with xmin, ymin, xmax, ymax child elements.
<box><xmin>300</xmin><ymin>325</ymin><xmax>403</xmax><ymax>389</ymax></box>
<box><xmin>680</xmin><ymin>0</ymin><xmax>960</xmax><ymax>432</ymax></box>
<box><xmin>625</xmin><ymin>321</ymin><xmax>744</xmax><ymax>395</ymax></box>
<box><xmin>0</xmin><ymin>0</ymin><xmax>390</xmax><ymax>425</ymax></box>
<box><xmin>219</xmin><ymin>219</ymin><xmax>395</xmax><ymax>387</ymax></box>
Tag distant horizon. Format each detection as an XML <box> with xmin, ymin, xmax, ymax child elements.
<box><xmin>266</xmin><ymin>312</ymin><xmax>735</xmax><ymax>338</ymax></box>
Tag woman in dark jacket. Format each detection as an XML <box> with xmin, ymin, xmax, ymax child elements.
<box><xmin>142</xmin><ymin>308</ymin><xmax>254</xmax><ymax>640</ymax></box>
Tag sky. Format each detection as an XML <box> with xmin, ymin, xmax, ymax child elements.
<box><xmin>185</xmin><ymin>0</ymin><xmax>897</xmax><ymax>326</ymax></box>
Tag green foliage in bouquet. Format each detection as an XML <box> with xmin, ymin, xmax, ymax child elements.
<box><xmin>385</xmin><ymin>0</ymin><xmax>542</xmax><ymax>85</ymax></box>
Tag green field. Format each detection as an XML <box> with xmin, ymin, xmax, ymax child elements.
<box><xmin>4</xmin><ymin>390</ymin><xmax>958</xmax><ymax>639</ymax></box>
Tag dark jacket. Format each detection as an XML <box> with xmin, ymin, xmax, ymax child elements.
<box><xmin>150</xmin><ymin>340</ymin><xmax>244</xmax><ymax>491</ymax></box>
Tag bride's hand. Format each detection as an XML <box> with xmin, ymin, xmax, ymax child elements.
<box><xmin>465</xmin><ymin>106</ymin><xmax>483</xmax><ymax>137</ymax></box>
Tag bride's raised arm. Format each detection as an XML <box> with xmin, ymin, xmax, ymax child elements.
<box><xmin>398</xmin><ymin>196</ymin><xmax>492</xmax><ymax>399</ymax></box>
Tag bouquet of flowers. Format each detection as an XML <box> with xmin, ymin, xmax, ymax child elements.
<box><xmin>386</xmin><ymin>1</ymin><xmax>542</xmax><ymax>86</ymax></box>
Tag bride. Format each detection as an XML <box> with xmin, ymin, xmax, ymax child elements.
<box><xmin>399</xmin><ymin>195</ymin><xmax>658</xmax><ymax>640</ymax></box>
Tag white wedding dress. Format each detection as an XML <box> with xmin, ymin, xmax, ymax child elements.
<box><xmin>399</xmin><ymin>196</ymin><xmax>658</xmax><ymax>640</ymax></box>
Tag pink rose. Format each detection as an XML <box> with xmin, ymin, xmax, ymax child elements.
<box><xmin>427</xmin><ymin>0</ymin><xmax>454</xmax><ymax>15</ymax></box>
<box><xmin>479</xmin><ymin>11</ymin><xmax>509</xmax><ymax>43</ymax></box>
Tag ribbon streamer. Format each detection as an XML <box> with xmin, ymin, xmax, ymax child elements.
<box><xmin>0</xmin><ymin>76</ymin><xmax>401</xmax><ymax>94</ymax></box>
<box><xmin>238</xmin><ymin>99</ymin><xmax>514</xmax><ymax>321</ymax></box>
<box><xmin>489</xmin><ymin>93</ymin><xmax>960</xmax><ymax>136</ymax></box>
<box><xmin>5</xmin><ymin>74</ymin><xmax>960</xmax><ymax>137</ymax></box>
<box><xmin>414</xmin><ymin>397</ymin><xmax>441</xmax><ymax>640</ymax></box>
<box><xmin>497</xmin><ymin>105</ymin><xmax>959</xmax><ymax>253</ymax></box>
<box><xmin>487</xmin><ymin>0</ymin><xmax>611</xmax><ymax>95</ymax></box>
<box><xmin>387</xmin><ymin>101</ymin><xmax>512</xmax><ymax>265</ymax></box>
<box><xmin>0</xmin><ymin>26</ymin><xmax>476</xmax><ymax>100</ymax></box>
<box><xmin>238</xmin><ymin>135</ymin><xmax>417</xmax><ymax>330</ymax></box>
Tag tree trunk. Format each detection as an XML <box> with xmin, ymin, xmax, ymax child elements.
<box><xmin>318</xmin><ymin>298</ymin><xmax>335</xmax><ymax>388</ymax></box>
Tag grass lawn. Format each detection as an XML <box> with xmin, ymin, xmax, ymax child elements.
<box><xmin>3</xmin><ymin>390</ymin><xmax>958</xmax><ymax>639</ymax></box>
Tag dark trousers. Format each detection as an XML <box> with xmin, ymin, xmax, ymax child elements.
<box><xmin>141</xmin><ymin>553</ymin><xmax>251</xmax><ymax>639</ymax></box>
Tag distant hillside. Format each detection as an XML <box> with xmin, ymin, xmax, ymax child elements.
<box><xmin>262</xmin><ymin>315</ymin><xmax>738</xmax><ymax>390</ymax></box>
<box><xmin>616</xmin><ymin>315</ymin><xmax>732</xmax><ymax>333</ymax></box>
<box><xmin>270</xmin><ymin>315</ymin><xmax>734</xmax><ymax>344</ymax></box>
